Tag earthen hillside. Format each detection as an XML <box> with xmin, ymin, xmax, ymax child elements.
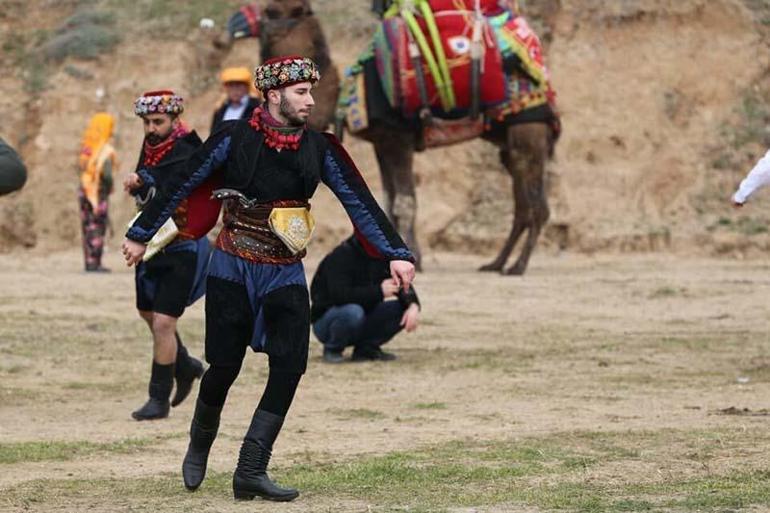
<box><xmin>2</xmin><ymin>0</ymin><xmax>769</xmax><ymax>258</ymax></box>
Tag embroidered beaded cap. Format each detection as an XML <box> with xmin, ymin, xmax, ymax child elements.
<box><xmin>254</xmin><ymin>56</ymin><xmax>320</xmax><ymax>93</ymax></box>
<box><xmin>133</xmin><ymin>90</ymin><xmax>184</xmax><ymax>116</ymax></box>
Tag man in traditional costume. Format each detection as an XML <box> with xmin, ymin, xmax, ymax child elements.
<box><xmin>77</xmin><ymin>113</ymin><xmax>116</xmax><ymax>272</ymax></box>
<box><xmin>210</xmin><ymin>67</ymin><xmax>262</xmax><ymax>133</ymax></box>
<box><xmin>124</xmin><ymin>90</ymin><xmax>220</xmax><ymax>421</ymax></box>
<box><xmin>121</xmin><ymin>57</ymin><xmax>415</xmax><ymax>502</ymax></box>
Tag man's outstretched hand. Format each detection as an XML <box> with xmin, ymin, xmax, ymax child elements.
<box><xmin>121</xmin><ymin>238</ymin><xmax>146</xmax><ymax>267</ymax></box>
<box><xmin>390</xmin><ymin>260</ymin><xmax>415</xmax><ymax>292</ymax></box>
<box><xmin>123</xmin><ymin>172</ymin><xmax>142</xmax><ymax>193</ymax></box>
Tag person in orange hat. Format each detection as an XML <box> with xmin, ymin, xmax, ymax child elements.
<box><xmin>77</xmin><ymin>113</ymin><xmax>117</xmax><ymax>272</ymax></box>
<box><xmin>210</xmin><ymin>67</ymin><xmax>262</xmax><ymax>133</ymax></box>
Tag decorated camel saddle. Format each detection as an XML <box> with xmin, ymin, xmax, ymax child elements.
<box><xmin>338</xmin><ymin>0</ymin><xmax>559</xmax><ymax>148</ymax></box>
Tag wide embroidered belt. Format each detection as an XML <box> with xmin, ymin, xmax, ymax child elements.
<box><xmin>213</xmin><ymin>189</ymin><xmax>312</xmax><ymax>264</ymax></box>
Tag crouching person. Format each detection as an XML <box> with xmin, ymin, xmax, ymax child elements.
<box><xmin>311</xmin><ymin>233</ymin><xmax>420</xmax><ymax>363</ymax></box>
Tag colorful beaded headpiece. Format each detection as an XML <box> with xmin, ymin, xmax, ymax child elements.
<box><xmin>133</xmin><ymin>90</ymin><xmax>184</xmax><ymax>117</ymax></box>
<box><xmin>254</xmin><ymin>56</ymin><xmax>320</xmax><ymax>93</ymax></box>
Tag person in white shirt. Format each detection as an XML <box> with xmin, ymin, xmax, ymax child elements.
<box><xmin>732</xmin><ymin>149</ymin><xmax>770</xmax><ymax>207</ymax></box>
<box><xmin>209</xmin><ymin>67</ymin><xmax>262</xmax><ymax>134</ymax></box>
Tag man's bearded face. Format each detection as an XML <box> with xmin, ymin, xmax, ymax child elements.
<box><xmin>276</xmin><ymin>82</ymin><xmax>314</xmax><ymax>127</ymax></box>
<box><xmin>142</xmin><ymin>113</ymin><xmax>176</xmax><ymax>145</ymax></box>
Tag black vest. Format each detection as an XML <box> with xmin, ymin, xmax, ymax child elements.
<box><xmin>223</xmin><ymin>120</ymin><xmax>328</xmax><ymax>203</ymax></box>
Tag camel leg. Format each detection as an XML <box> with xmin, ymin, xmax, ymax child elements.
<box><xmin>504</xmin><ymin>123</ymin><xmax>550</xmax><ymax>276</ymax></box>
<box><xmin>373</xmin><ymin>138</ymin><xmax>397</xmax><ymax>219</ymax></box>
<box><xmin>478</xmin><ymin>146</ymin><xmax>528</xmax><ymax>272</ymax></box>
<box><xmin>373</xmin><ymin>132</ymin><xmax>422</xmax><ymax>270</ymax></box>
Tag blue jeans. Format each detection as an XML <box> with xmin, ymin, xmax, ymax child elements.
<box><xmin>312</xmin><ymin>301</ymin><xmax>405</xmax><ymax>351</ymax></box>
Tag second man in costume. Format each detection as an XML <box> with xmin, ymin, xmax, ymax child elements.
<box><xmin>124</xmin><ymin>90</ymin><xmax>221</xmax><ymax>421</ymax></box>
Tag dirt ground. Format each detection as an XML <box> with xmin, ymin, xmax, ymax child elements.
<box><xmin>5</xmin><ymin>1</ymin><xmax>770</xmax><ymax>510</ymax></box>
<box><xmin>2</xmin><ymin>248</ymin><xmax>770</xmax><ymax>512</ymax></box>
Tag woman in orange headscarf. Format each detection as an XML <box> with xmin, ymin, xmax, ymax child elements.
<box><xmin>78</xmin><ymin>112</ymin><xmax>117</xmax><ymax>272</ymax></box>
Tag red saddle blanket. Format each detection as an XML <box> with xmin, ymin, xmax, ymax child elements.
<box><xmin>374</xmin><ymin>9</ymin><xmax>508</xmax><ymax>117</ymax></box>
<box><xmin>428</xmin><ymin>0</ymin><xmax>508</xmax><ymax>15</ymax></box>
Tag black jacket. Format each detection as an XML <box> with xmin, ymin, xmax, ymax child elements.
<box><xmin>310</xmin><ymin>236</ymin><xmax>420</xmax><ymax>322</ymax></box>
<box><xmin>126</xmin><ymin>120</ymin><xmax>414</xmax><ymax>266</ymax></box>
<box><xmin>210</xmin><ymin>96</ymin><xmax>261</xmax><ymax>134</ymax></box>
<box><xmin>132</xmin><ymin>131</ymin><xmax>203</xmax><ymax>206</ymax></box>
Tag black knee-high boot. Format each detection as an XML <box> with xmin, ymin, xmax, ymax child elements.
<box><xmin>172</xmin><ymin>332</ymin><xmax>204</xmax><ymax>408</ymax></box>
<box><xmin>232</xmin><ymin>409</ymin><xmax>299</xmax><ymax>502</ymax></box>
<box><xmin>132</xmin><ymin>361</ymin><xmax>173</xmax><ymax>420</ymax></box>
<box><xmin>182</xmin><ymin>398</ymin><xmax>222</xmax><ymax>490</ymax></box>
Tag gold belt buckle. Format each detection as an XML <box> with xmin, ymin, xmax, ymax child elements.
<box><xmin>268</xmin><ymin>207</ymin><xmax>315</xmax><ymax>255</ymax></box>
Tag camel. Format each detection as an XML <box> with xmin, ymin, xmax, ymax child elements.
<box><xmin>348</xmin><ymin>88</ymin><xmax>556</xmax><ymax>275</ymax></box>
<box><xmin>215</xmin><ymin>0</ymin><xmax>558</xmax><ymax>275</ymax></box>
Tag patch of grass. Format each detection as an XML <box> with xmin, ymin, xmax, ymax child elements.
<box><xmin>329</xmin><ymin>408</ymin><xmax>386</xmax><ymax>420</ymax></box>
<box><xmin>4</xmin><ymin>428</ymin><xmax>770</xmax><ymax>511</ymax></box>
<box><xmin>711</xmin><ymin>90</ymin><xmax>770</xmax><ymax>174</ymax></box>
<box><xmin>438</xmin><ymin>348</ymin><xmax>536</xmax><ymax>373</ymax></box>
<box><xmin>651</xmin><ymin>335</ymin><xmax>726</xmax><ymax>351</ymax></box>
<box><xmin>708</xmin><ymin>215</ymin><xmax>770</xmax><ymax>236</ymax></box>
<box><xmin>648</xmin><ymin>286</ymin><xmax>688</xmax><ymax>299</ymax></box>
<box><xmin>63</xmin><ymin>64</ymin><xmax>95</xmax><ymax>80</ymax></box>
<box><xmin>0</xmin><ymin>364</ymin><xmax>28</xmax><ymax>375</ymax></box>
<box><xmin>3</xmin><ymin>7</ymin><xmax>118</xmax><ymax>94</ymax></box>
<box><xmin>41</xmin><ymin>9</ymin><xmax>119</xmax><ymax>62</ymax></box>
<box><xmin>668</xmin><ymin>470</ymin><xmax>770</xmax><ymax>509</ymax></box>
<box><xmin>0</xmin><ymin>437</ymin><xmax>168</xmax><ymax>465</ymax></box>
<box><xmin>736</xmin><ymin>216</ymin><xmax>770</xmax><ymax>235</ymax></box>
<box><xmin>412</xmin><ymin>402</ymin><xmax>447</xmax><ymax>410</ymax></box>
<box><xmin>740</xmin><ymin>360</ymin><xmax>770</xmax><ymax>383</ymax></box>
<box><xmin>700</xmin><ymin>81</ymin><xmax>770</xmax><ymax>212</ymax></box>
<box><xmin>104</xmin><ymin>0</ymin><xmax>240</xmax><ymax>34</ymax></box>
<box><xmin>0</xmin><ymin>386</ymin><xmax>45</xmax><ymax>405</ymax></box>
<box><xmin>62</xmin><ymin>380</ymin><xmax>137</xmax><ymax>393</ymax></box>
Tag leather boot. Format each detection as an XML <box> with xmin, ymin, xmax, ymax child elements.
<box><xmin>182</xmin><ymin>398</ymin><xmax>222</xmax><ymax>491</ymax></box>
<box><xmin>132</xmin><ymin>362</ymin><xmax>172</xmax><ymax>421</ymax></box>
<box><xmin>232</xmin><ymin>409</ymin><xmax>299</xmax><ymax>502</ymax></box>
<box><xmin>172</xmin><ymin>334</ymin><xmax>204</xmax><ymax>407</ymax></box>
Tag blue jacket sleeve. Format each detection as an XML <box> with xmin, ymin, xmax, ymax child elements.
<box><xmin>126</xmin><ymin>128</ymin><xmax>232</xmax><ymax>243</ymax></box>
<box><xmin>320</xmin><ymin>134</ymin><xmax>414</xmax><ymax>262</ymax></box>
<box><xmin>130</xmin><ymin>168</ymin><xmax>155</xmax><ymax>204</ymax></box>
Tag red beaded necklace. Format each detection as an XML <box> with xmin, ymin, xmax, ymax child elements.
<box><xmin>142</xmin><ymin>124</ymin><xmax>189</xmax><ymax>167</ymax></box>
<box><xmin>248</xmin><ymin>107</ymin><xmax>304</xmax><ymax>151</ymax></box>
